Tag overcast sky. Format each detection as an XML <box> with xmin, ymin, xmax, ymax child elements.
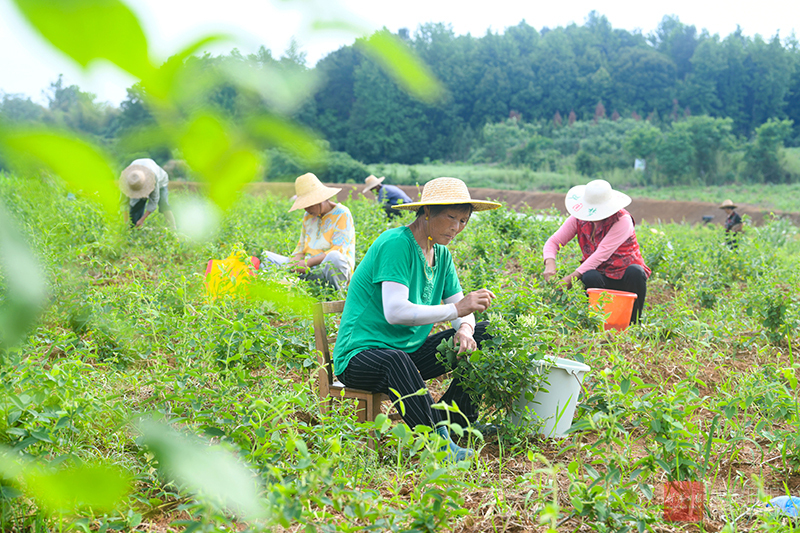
<box><xmin>1</xmin><ymin>0</ymin><xmax>799</xmax><ymax>107</ymax></box>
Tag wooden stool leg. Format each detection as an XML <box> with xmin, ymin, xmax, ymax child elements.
<box><xmin>366</xmin><ymin>395</ymin><xmax>381</xmax><ymax>451</ymax></box>
<box><xmin>356</xmin><ymin>399</ymin><xmax>367</xmax><ymax>423</ymax></box>
<box><xmin>371</xmin><ymin>397</ymin><xmax>384</xmax><ymax>421</ymax></box>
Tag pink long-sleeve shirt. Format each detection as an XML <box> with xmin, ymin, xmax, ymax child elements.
<box><xmin>543</xmin><ymin>214</ymin><xmax>635</xmax><ymax>275</ymax></box>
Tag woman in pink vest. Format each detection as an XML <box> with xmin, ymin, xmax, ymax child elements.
<box><xmin>542</xmin><ymin>179</ymin><xmax>651</xmax><ymax>324</ymax></box>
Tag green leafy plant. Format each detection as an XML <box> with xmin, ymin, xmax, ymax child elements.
<box><xmin>641</xmin><ymin>381</ymin><xmax>718</xmax><ymax>483</ymax></box>
<box><xmin>437</xmin><ymin>315</ymin><xmax>548</xmax><ymax>423</ymax></box>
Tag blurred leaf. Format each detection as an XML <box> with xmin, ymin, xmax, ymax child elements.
<box><xmin>2</xmin><ymin>129</ymin><xmax>120</xmax><ymax>217</ymax></box>
<box><xmin>25</xmin><ymin>464</ymin><xmax>131</xmax><ymax>512</ymax></box>
<box><xmin>11</xmin><ymin>0</ymin><xmax>155</xmax><ymax>81</ymax></box>
<box><xmin>248</xmin><ymin>280</ymin><xmax>314</xmax><ymax>318</ymax></box>
<box><xmin>0</xmin><ymin>448</ymin><xmax>130</xmax><ymax>513</ymax></box>
<box><xmin>138</xmin><ymin>419</ymin><xmax>264</xmax><ymax>519</ymax></box>
<box><xmin>0</xmin><ymin>203</ymin><xmax>47</xmax><ymax>353</ymax></box>
<box><xmin>0</xmin><ymin>448</ymin><xmax>24</xmax><ymax>479</ymax></box>
<box><xmin>220</xmin><ymin>61</ymin><xmax>319</xmax><ymax>114</ymax></box>
<box><xmin>245</xmin><ymin>115</ymin><xmax>323</xmax><ymax>164</ymax></box>
<box><xmin>149</xmin><ymin>34</ymin><xmax>232</xmax><ymax>101</ymax></box>
<box><xmin>179</xmin><ymin>114</ymin><xmax>261</xmax><ymax>210</ymax></box>
<box><xmin>310</xmin><ymin>19</ymin><xmax>364</xmax><ymax>34</ymax></box>
<box><xmin>356</xmin><ymin>30</ymin><xmax>444</xmax><ymax>104</ymax></box>
<box><xmin>172</xmin><ymin>196</ymin><xmax>220</xmax><ymax>242</ymax></box>
<box><xmin>116</xmin><ymin>125</ymin><xmax>172</xmax><ymax>154</ymax></box>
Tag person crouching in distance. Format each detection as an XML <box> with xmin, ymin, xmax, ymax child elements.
<box><xmin>362</xmin><ymin>174</ymin><xmax>413</xmax><ymax>219</ymax></box>
<box><xmin>543</xmin><ymin>179</ymin><xmax>651</xmax><ymax>324</ymax></box>
<box><xmin>119</xmin><ymin>158</ymin><xmax>176</xmax><ymax>230</ymax></box>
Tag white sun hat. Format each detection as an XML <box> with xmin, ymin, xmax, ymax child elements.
<box><xmin>289</xmin><ymin>173</ymin><xmax>342</xmax><ymax>212</ymax></box>
<box><xmin>391</xmin><ymin>177</ymin><xmax>501</xmax><ymax>212</ymax></box>
<box><xmin>565</xmin><ymin>179</ymin><xmax>631</xmax><ymax>221</ymax></box>
<box><xmin>362</xmin><ymin>175</ymin><xmax>385</xmax><ymax>193</ymax></box>
<box><xmin>120</xmin><ymin>163</ymin><xmax>156</xmax><ymax>199</ymax></box>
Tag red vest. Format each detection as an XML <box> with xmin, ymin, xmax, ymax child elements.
<box><xmin>576</xmin><ymin>209</ymin><xmax>651</xmax><ymax>280</ymax></box>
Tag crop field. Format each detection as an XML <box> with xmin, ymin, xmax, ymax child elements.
<box><xmin>367</xmin><ymin>162</ymin><xmax>800</xmax><ymax>214</ymax></box>
<box><xmin>1</xmin><ymin>174</ymin><xmax>800</xmax><ymax>533</ymax></box>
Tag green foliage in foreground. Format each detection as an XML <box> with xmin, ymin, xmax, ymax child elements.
<box><xmin>1</xmin><ymin>174</ymin><xmax>799</xmax><ymax>531</ymax></box>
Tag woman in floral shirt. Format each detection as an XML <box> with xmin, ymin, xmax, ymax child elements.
<box><xmin>262</xmin><ymin>173</ymin><xmax>355</xmax><ymax>290</ymax></box>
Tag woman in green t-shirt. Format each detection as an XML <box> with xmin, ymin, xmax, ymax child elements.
<box><xmin>333</xmin><ymin>177</ymin><xmax>501</xmax><ymax>462</ymax></box>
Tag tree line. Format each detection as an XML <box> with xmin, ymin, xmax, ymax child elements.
<box><xmin>1</xmin><ymin>12</ymin><xmax>799</xmax><ymax>185</ymax></box>
<box><xmin>302</xmin><ymin>13</ymin><xmax>799</xmax><ymax>169</ymax></box>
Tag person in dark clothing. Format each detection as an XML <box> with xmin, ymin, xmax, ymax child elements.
<box><xmin>363</xmin><ymin>175</ymin><xmax>413</xmax><ymax>218</ymax></box>
<box><xmin>543</xmin><ymin>179</ymin><xmax>651</xmax><ymax>324</ymax></box>
<box><xmin>720</xmin><ymin>199</ymin><xmax>743</xmax><ymax>248</ymax></box>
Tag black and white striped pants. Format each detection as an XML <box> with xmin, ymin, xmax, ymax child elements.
<box><xmin>339</xmin><ymin>322</ymin><xmax>490</xmax><ymax>430</ymax></box>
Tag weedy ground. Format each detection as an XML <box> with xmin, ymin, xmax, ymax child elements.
<box><xmin>1</xmin><ymin>174</ymin><xmax>799</xmax><ymax>533</ymax></box>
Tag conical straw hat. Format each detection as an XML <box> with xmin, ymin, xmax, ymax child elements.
<box><xmin>120</xmin><ymin>163</ymin><xmax>156</xmax><ymax>199</ymax></box>
<box><xmin>362</xmin><ymin>175</ymin><xmax>385</xmax><ymax>193</ymax></box>
<box><xmin>719</xmin><ymin>199</ymin><xmax>737</xmax><ymax>209</ymax></box>
<box><xmin>391</xmin><ymin>177</ymin><xmax>501</xmax><ymax>212</ymax></box>
<box><xmin>289</xmin><ymin>173</ymin><xmax>342</xmax><ymax>212</ymax></box>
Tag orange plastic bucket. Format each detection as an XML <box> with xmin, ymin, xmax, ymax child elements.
<box><xmin>587</xmin><ymin>289</ymin><xmax>638</xmax><ymax>331</ymax></box>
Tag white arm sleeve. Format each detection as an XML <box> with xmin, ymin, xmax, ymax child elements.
<box><xmin>382</xmin><ymin>281</ymin><xmax>458</xmax><ymax>326</ymax></box>
<box><xmin>444</xmin><ymin>292</ymin><xmax>476</xmax><ymax>332</ymax></box>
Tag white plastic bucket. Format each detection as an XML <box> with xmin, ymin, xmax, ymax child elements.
<box><xmin>511</xmin><ymin>357</ymin><xmax>591</xmax><ymax>437</ymax></box>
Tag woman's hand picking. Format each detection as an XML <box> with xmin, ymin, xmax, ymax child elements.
<box><xmin>455</xmin><ymin>288</ymin><xmax>496</xmax><ymax>317</ymax></box>
<box><xmin>454</xmin><ymin>324</ymin><xmax>477</xmax><ymax>354</ymax></box>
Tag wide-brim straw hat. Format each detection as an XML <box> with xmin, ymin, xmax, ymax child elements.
<box><xmin>362</xmin><ymin>175</ymin><xmax>385</xmax><ymax>193</ymax></box>
<box><xmin>120</xmin><ymin>163</ymin><xmax>156</xmax><ymax>199</ymax></box>
<box><xmin>289</xmin><ymin>173</ymin><xmax>342</xmax><ymax>212</ymax></box>
<box><xmin>565</xmin><ymin>179</ymin><xmax>631</xmax><ymax>221</ymax></box>
<box><xmin>391</xmin><ymin>177</ymin><xmax>501</xmax><ymax>212</ymax></box>
<box><xmin>719</xmin><ymin>199</ymin><xmax>737</xmax><ymax>209</ymax></box>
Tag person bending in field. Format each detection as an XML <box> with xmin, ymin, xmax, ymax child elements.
<box><xmin>333</xmin><ymin>177</ymin><xmax>500</xmax><ymax>463</ymax></box>
<box><xmin>261</xmin><ymin>173</ymin><xmax>355</xmax><ymax>291</ymax></box>
<box><xmin>120</xmin><ymin>158</ymin><xmax>176</xmax><ymax>230</ymax></box>
<box><xmin>362</xmin><ymin>174</ymin><xmax>413</xmax><ymax>219</ymax></box>
<box><xmin>543</xmin><ymin>179</ymin><xmax>651</xmax><ymax>324</ymax></box>
<box><xmin>719</xmin><ymin>199</ymin><xmax>743</xmax><ymax>249</ymax></box>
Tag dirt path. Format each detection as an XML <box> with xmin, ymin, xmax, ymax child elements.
<box><xmin>170</xmin><ymin>182</ymin><xmax>800</xmax><ymax>227</ymax></box>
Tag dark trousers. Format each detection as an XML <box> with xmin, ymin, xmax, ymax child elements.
<box><xmin>725</xmin><ymin>231</ymin><xmax>739</xmax><ymax>249</ymax></box>
<box><xmin>384</xmin><ymin>204</ymin><xmax>402</xmax><ymax>219</ymax></box>
<box><xmin>339</xmin><ymin>321</ymin><xmax>490</xmax><ymax>430</ymax></box>
<box><xmin>129</xmin><ymin>187</ymin><xmax>171</xmax><ymax>226</ymax></box>
<box><xmin>582</xmin><ymin>265</ymin><xmax>648</xmax><ymax>324</ymax></box>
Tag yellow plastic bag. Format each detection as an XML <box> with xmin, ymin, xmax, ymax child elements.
<box><xmin>204</xmin><ymin>253</ymin><xmax>261</xmax><ymax>300</ymax></box>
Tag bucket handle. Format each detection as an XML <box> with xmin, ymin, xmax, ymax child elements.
<box><xmin>538</xmin><ymin>362</ymin><xmax>590</xmax><ymax>399</ymax></box>
<box><xmin>571</xmin><ymin>372</ymin><xmax>589</xmax><ymax>400</ymax></box>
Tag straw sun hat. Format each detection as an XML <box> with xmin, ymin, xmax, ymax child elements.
<box><xmin>362</xmin><ymin>175</ymin><xmax>385</xmax><ymax>193</ymax></box>
<box><xmin>119</xmin><ymin>163</ymin><xmax>156</xmax><ymax>199</ymax></box>
<box><xmin>289</xmin><ymin>173</ymin><xmax>342</xmax><ymax>212</ymax></box>
<box><xmin>719</xmin><ymin>199</ymin><xmax>737</xmax><ymax>209</ymax></box>
<box><xmin>391</xmin><ymin>177</ymin><xmax>501</xmax><ymax>212</ymax></box>
<box><xmin>565</xmin><ymin>179</ymin><xmax>631</xmax><ymax>222</ymax></box>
